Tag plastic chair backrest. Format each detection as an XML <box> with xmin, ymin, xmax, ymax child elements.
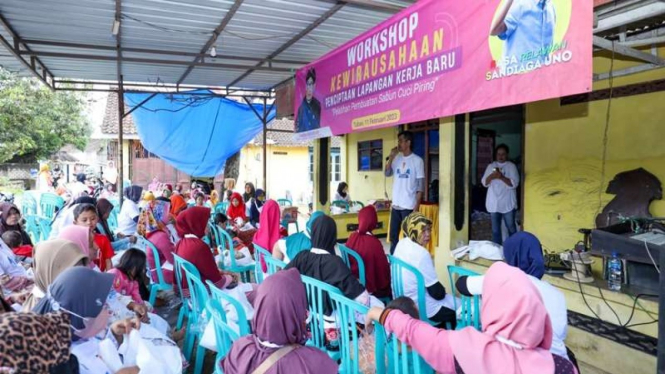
<box><xmin>144</xmin><ymin>239</ymin><xmax>167</xmax><ymax>286</ymax></box>
<box><xmin>352</xmin><ymin>201</ymin><xmax>365</xmax><ymax>208</ymax></box>
<box><xmin>277</xmin><ymin>199</ymin><xmax>292</xmax><ymax>207</ymax></box>
<box><xmin>206</xmin><ymin>298</ymin><xmax>240</xmax><ymax>369</ymax></box>
<box><xmin>214</xmin><ymin>202</ymin><xmax>229</xmax><ymax>215</ymax></box>
<box><xmin>374</xmin><ymin>323</ymin><xmax>434</xmax><ymax>374</ymax></box>
<box><xmin>39</xmin><ymin>193</ymin><xmax>65</xmax><ymax>219</ymax></box>
<box><xmin>217</xmin><ymin>228</ymin><xmax>240</xmax><ymax>269</ymax></box>
<box><xmin>447</xmin><ymin>265</ymin><xmax>482</xmax><ymax>330</ymax></box>
<box><xmin>331</xmin><ymin>200</ymin><xmax>350</xmax><ymax>212</ymax></box>
<box><xmin>182</xmin><ymin>266</ymin><xmax>210</xmax><ymax>328</ymax></box>
<box><xmin>23</xmin><ymin>214</ymin><xmax>40</xmax><ymax>244</ymax></box>
<box><xmin>388</xmin><ymin>255</ymin><xmax>435</xmax><ymax>326</ymax></box>
<box><xmin>338</xmin><ymin>244</ymin><xmax>366</xmax><ymax>287</ymax></box>
<box><xmin>173</xmin><ymin>254</ymin><xmax>199</xmax><ymax>300</ymax></box>
<box><xmin>329</xmin><ymin>292</ymin><xmax>369</xmax><ymax>374</ymax></box>
<box><xmin>35</xmin><ymin>215</ymin><xmax>52</xmax><ymax>242</ymax></box>
<box><xmin>206</xmin><ymin>280</ymin><xmax>251</xmax><ymax>337</ymax></box>
<box><xmin>300</xmin><ymin>275</ymin><xmax>343</xmax><ymax>350</ymax></box>
<box><xmin>21</xmin><ymin>193</ymin><xmax>38</xmax><ymax>216</ymax></box>
<box><xmin>253</xmin><ymin>244</ymin><xmax>286</xmax><ymax>284</ymax></box>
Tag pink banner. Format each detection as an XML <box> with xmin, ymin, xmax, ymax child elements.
<box><xmin>294</xmin><ymin>0</ymin><xmax>592</xmax><ymax>138</ymax></box>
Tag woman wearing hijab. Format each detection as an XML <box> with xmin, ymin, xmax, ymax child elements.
<box><xmin>96</xmin><ymin>198</ymin><xmax>134</xmax><ymax>251</ymax></box>
<box><xmin>333</xmin><ymin>181</ymin><xmax>350</xmax><ymax>202</ymax></box>
<box><xmin>170</xmin><ymin>192</ymin><xmax>188</xmax><ymax>218</ymax></box>
<box><xmin>366</xmin><ymin>262</ymin><xmax>578</xmax><ymax>374</ymax></box>
<box><xmin>0</xmin><ymin>312</ymin><xmax>80</xmax><ymax>373</ymax></box>
<box><xmin>393</xmin><ymin>212</ymin><xmax>457</xmax><ymax>329</ymax></box>
<box><xmin>209</xmin><ymin>190</ymin><xmax>220</xmax><ymax>208</ymax></box>
<box><xmin>253</xmin><ymin>200</ymin><xmax>284</xmax><ymax>272</ymax></box>
<box><xmin>175</xmin><ymin>207</ymin><xmax>235</xmax><ymax>297</ymax></box>
<box><xmin>346</xmin><ymin>206</ymin><xmax>391</xmax><ymax>298</ymax></box>
<box><xmin>222</xmin><ymin>268</ymin><xmax>338</xmax><ymax>374</ymax></box>
<box><xmin>0</xmin><ymin>202</ymin><xmax>32</xmax><ymax>246</ymax></box>
<box><xmin>34</xmin><ymin>266</ymin><xmax>142</xmax><ymax>374</ymax></box>
<box><xmin>273</xmin><ymin>211</ymin><xmax>324</xmax><ymax>263</ymax></box>
<box><xmin>146</xmin><ymin>228</ymin><xmax>175</xmax><ymax>285</ymax></box>
<box><xmin>58</xmin><ymin>225</ymin><xmax>98</xmax><ymax>270</ymax></box>
<box><xmin>22</xmin><ymin>239</ymin><xmax>88</xmax><ymax>312</ymax></box>
<box><xmin>248</xmin><ymin>189</ymin><xmax>266</xmax><ymax>227</ymax></box>
<box><xmin>285</xmin><ymin>215</ymin><xmax>370</xmax><ymax>314</ymax></box>
<box><xmin>117</xmin><ymin>185</ymin><xmax>143</xmax><ymax>236</ymax></box>
<box><xmin>243</xmin><ymin>182</ymin><xmax>256</xmax><ymax>203</ymax></box>
<box><xmin>455</xmin><ymin>231</ymin><xmax>570</xmax><ymax>362</ymax></box>
<box><xmin>227</xmin><ymin>192</ymin><xmax>248</xmax><ymax>225</ymax></box>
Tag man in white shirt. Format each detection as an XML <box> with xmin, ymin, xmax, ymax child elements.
<box><xmin>385</xmin><ymin>131</ymin><xmax>425</xmax><ymax>254</ymax></box>
<box><xmin>481</xmin><ymin>144</ymin><xmax>519</xmax><ymax>244</ymax></box>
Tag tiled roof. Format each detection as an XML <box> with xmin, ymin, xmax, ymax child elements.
<box><xmin>252</xmin><ymin>118</ymin><xmax>341</xmax><ymax>148</ymax></box>
<box><xmin>101</xmin><ymin>92</ymin><xmax>137</xmax><ymax>135</ymax></box>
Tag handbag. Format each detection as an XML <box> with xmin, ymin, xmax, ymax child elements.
<box><xmin>251</xmin><ymin>345</ymin><xmax>300</xmax><ymax>374</ymax></box>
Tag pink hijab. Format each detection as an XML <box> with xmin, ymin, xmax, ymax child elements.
<box><xmin>253</xmin><ymin>200</ymin><xmax>282</xmax><ymax>272</ymax></box>
<box><xmin>58</xmin><ymin>225</ymin><xmax>93</xmax><ymax>266</ymax></box>
<box><xmin>450</xmin><ymin>262</ymin><xmax>554</xmax><ymax>374</ymax></box>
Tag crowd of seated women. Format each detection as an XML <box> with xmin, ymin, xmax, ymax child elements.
<box><xmin>0</xmin><ymin>181</ymin><xmax>577</xmax><ymax>374</ymax></box>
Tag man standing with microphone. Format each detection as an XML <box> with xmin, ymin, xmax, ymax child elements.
<box><xmin>385</xmin><ymin>131</ymin><xmax>425</xmax><ymax>254</ymax></box>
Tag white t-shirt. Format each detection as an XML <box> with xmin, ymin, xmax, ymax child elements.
<box><xmin>465</xmin><ymin>274</ymin><xmax>569</xmax><ymax>359</ymax></box>
<box><xmin>117</xmin><ymin>200</ymin><xmax>140</xmax><ymax>236</ymax></box>
<box><xmin>391</xmin><ymin>153</ymin><xmax>425</xmax><ymax>210</ymax></box>
<box><xmin>481</xmin><ymin>161</ymin><xmax>519</xmax><ymax>214</ymax></box>
<box><xmin>393</xmin><ymin>237</ymin><xmax>456</xmax><ymax>318</ymax></box>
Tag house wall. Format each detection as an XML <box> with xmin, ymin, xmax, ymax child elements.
<box><xmin>345</xmin><ymin>127</ymin><xmax>401</xmax><ymax>203</ymax></box>
<box><xmin>238</xmin><ymin>145</ymin><xmax>311</xmax><ymax>204</ymax></box>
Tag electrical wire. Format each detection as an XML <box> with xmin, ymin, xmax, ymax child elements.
<box><xmin>594</xmin><ymin>43</ymin><xmax>615</xmax><ymax>223</ymax></box>
<box><xmin>643</xmin><ymin>240</ymin><xmax>661</xmax><ymax>274</ymax></box>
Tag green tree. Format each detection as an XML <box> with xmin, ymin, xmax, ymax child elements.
<box><xmin>0</xmin><ymin>68</ymin><xmax>90</xmax><ymax>163</ymax></box>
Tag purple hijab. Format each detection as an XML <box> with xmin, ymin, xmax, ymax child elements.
<box><xmin>221</xmin><ymin>268</ymin><xmax>337</xmax><ymax>374</ymax></box>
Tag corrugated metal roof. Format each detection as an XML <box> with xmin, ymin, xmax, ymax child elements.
<box><xmin>0</xmin><ymin>0</ymin><xmax>415</xmax><ymax>90</ymax></box>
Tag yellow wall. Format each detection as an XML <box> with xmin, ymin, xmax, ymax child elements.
<box><xmin>237</xmin><ymin>145</ymin><xmax>311</xmax><ymax>204</ymax></box>
<box><xmin>524</xmin><ymin>55</ymin><xmax>665</xmax><ymax>253</ymax></box>
<box><xmin>345</xmin><ymin>127</ymin><xmax>401</xmax><ymax>204</ymax></box>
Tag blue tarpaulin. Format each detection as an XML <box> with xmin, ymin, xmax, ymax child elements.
<box><xmin>124</xmin><ymin>90</ymin><xmax>275</xmax><ymax>177</ymax></box>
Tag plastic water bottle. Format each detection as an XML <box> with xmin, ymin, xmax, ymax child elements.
<box><xmin>608</xmin><ymin>252</ymin><xmax>623</xmax><ymax>292</ymax></box>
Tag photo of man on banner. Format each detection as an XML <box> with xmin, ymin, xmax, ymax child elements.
<box><xmin>490</xmin><ymin>0</ymin><xmax>557</xmax><ymax>68</ymax></box>
<box><xmin>295</xmin><ymin>68</ymin><xmax>322</xmax><ymax>132</ymax></box>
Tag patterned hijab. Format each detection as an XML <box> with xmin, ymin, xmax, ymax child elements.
<box><xmin>0</xmin><ymin>312</ymin><xmax>73</xmax><ymax>373</ymax></box>
<box><xmin>401</xmin><ymin>212</ymin><xmax>432</xmax><ymax>243</ymax></box>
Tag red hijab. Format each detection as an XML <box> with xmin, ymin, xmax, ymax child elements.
<box><xmin>345</xmin><ymin>206</ymin><xmax>391</xmax><ymax>298</ymax></box>
<box><xmin>226</xmin><ymin>192</ymin><xmax>247</xmax><ymax>222</ymax></box>
<box><xmin>253</xmin><ymin>200</ymin><xmax>283</xmax><ymax>272</ymax></box>
<box><xmin>174</xmin><ymin>207</ymin><xmax>224</xmax><ymax>292</ymax></box>
<box><xmin>170</xmin><ymin>194</ymin><xmax>187</xmax><ymax>217</ymax></box>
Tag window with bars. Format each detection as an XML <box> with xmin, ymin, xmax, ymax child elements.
<box><xmin>107</xmin><ymin>140</ymin><xmax>118</xmax><ymax>161</ymax></box>
<box><xmin>357</xmin><ymin>139</ymin><xmax>383</xmax><ymax>171</ymax></box>
<box><xmin>132</xmin><ymin>141</ymin><xmax>157</xmax><ymax>159</ymax></box>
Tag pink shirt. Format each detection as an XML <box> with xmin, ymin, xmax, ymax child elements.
<box><xmin>384</xmin><ymin>310</ymin><xmax>456</xmax><ymax>373</ymax></box>
<box><xmin>108</xmin><ymin>268</ymin><xmax>143</xmax><ymax>305</ymax></box>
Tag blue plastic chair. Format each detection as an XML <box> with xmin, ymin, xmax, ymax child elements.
<box><xmin>329</xmin><ymin>292</ymin><xmax>369</xmax><ymax>374</ymax></box>
<box><xmin>35</xmin><ymin>215</ymin><xmax>52</xmax><ymax>242</ymax></box>
<box><xmin>214</xmin><ymin>202</ymin><xmax>229</xmax><ymax>215</ymax></box>
<box><xmin>331</xmin><ymin>200</ymin><xmax>350</xmax><ymax>212</ymax></box>
<box><xmin>338</xmin><ymin>244</ymin><xmax>366</xmax><ymax>287</ymax></box>
<box><xmin>206</xmin><ymin>299</ymin><xmax>240</xmax><ymax>374</ymax></box>
<box><xmin>173</xmin><ymin>254</ymin><xmax>198</xmax><ymax>355</ymax></box>
<box><xmin>23</xmin><ymin>214</ymin><xmax>40</xmax><ymax>244</ymax></box>
<box><xmin>253</xmin><ymin>244</ymin><xmax>286</xmax><ymax>284</ymax></box>
<box><xmin>207</xmin><ymin>280</ymin><xmax>251</xmax><ymax>337</ymax></box>
<box><xmin>182</xmin><ymin>266</ymin><xmax>211</xmax><ymax>374</ymax></box>
<box><xmin>143</xmin><ymin>238</ymin><xmax>174</xmax><ymax>306</ymax></box>
<box><xmin>301</xmin><ymin>275</ymin><xmax>343</xmax><ymax>361</ymax></box>
<box><xmin>277</xmin><ymin>199</ymin><xmax>292</xmax><ymax>207</ymax></box>
<box><xmin>374</xmin><ymin>323</ymin><xmax>435</xmax><ymax>374</ymax></box>
<box><xmin>21</xmin><ymin>193</ymin><xmax>38</xmax><ymax>216</ymax></box>
<box><xmin>39</xmin><ymin>193</ymin><xmax>65</xmax><ymax>219</ymax></box>
<box><xmin>107</xmin><ymin>200</ymin><xmax>119</xmax><ymax>233</ymax></box>
<box><xmin>213</xmin><ymin>226</ymin><xmax>253</xmax><ymax>283</ymax></box>
<box><xmin>388</xmin><ymin>255</ymin><xmax>437</xmax><ymax>326</ymax></box>
<box><xmin>447</xmin><ymin>265</ymin><xmax>482</xmax><ymax>330</ymax></box>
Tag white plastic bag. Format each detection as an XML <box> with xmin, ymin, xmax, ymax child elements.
<box><xmin>200</xmin><ymin>284</ymin><xmax>255</xmax><ymax>351</ymax></box>
<box><xmin>200</xmin><ymin>319</ymin><xmax>217</xmax><ymax>351</ymax></box>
